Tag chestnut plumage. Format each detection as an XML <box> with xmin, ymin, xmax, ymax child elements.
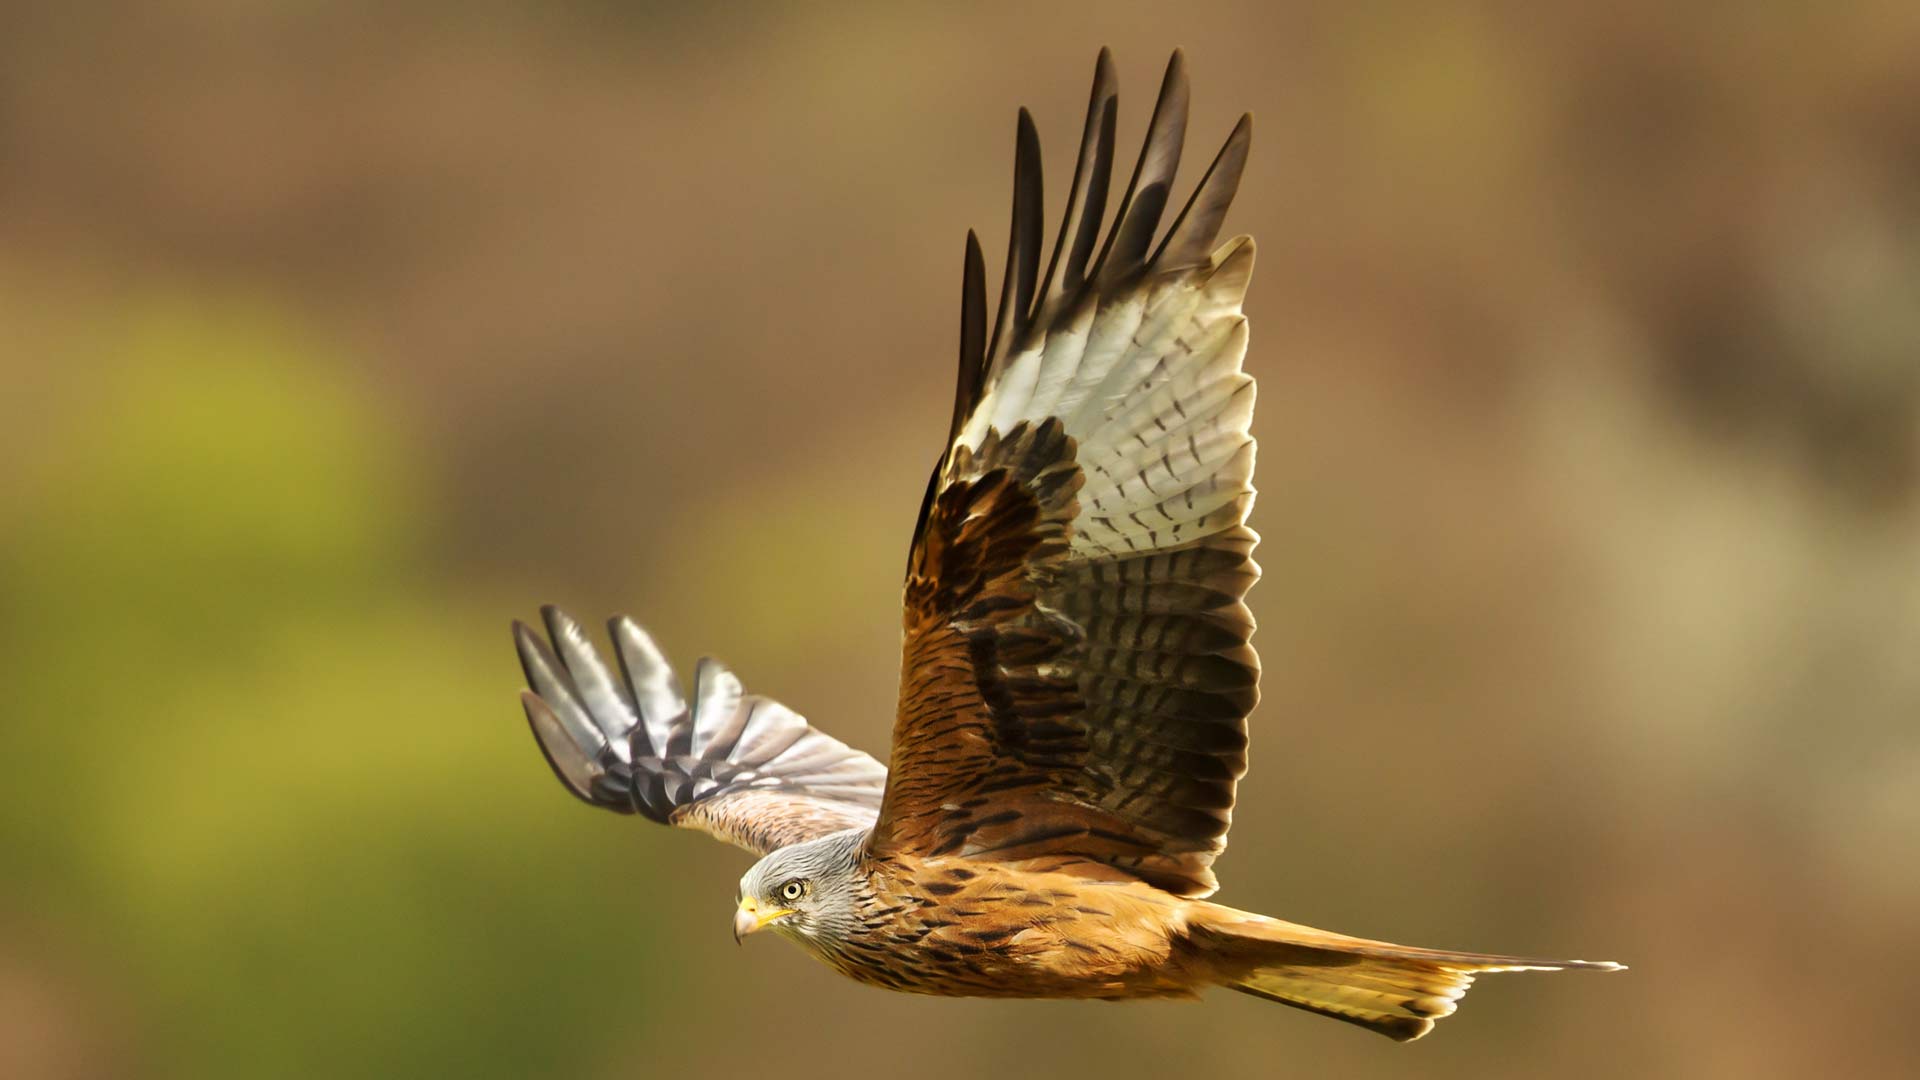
<box><xmin>513</xmin><ymin>48</ymin><xmax>1621</xmax><ymax>1042</ymax></box>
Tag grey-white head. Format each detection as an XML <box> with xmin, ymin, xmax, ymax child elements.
<box><xmin>733</xmin><ymin>827</ymin><xmax>866</xmax><ymax>949</ymax></box>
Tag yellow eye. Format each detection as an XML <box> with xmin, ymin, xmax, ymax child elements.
<box><xmin>778</xmin><ymin>880</ymin><xmax>805</xmax><ymax>903</ymax></box>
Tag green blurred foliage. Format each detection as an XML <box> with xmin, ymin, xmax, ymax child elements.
<box><xmin>1</xmin><ymin>301</ymin><xmax>675</xmax><ymax>1076</ymax></box>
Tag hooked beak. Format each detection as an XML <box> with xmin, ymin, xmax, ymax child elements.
<box><xmin>732</xmin><ymin>897</ymin><xmax>793</xmax><ymax>944</ymax></box>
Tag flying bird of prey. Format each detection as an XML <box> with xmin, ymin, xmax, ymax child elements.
<box><xmin>512</xmin><ymin>49</ymin><xmax>1620</xmax><ymax>1041</ymax></box>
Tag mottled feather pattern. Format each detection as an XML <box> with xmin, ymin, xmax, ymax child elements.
<box><xmin>821</xmin><ymin>857</ymin><xmax>1195</xmax><ymax>1000</ymax></box>
<box><xmin>512</xmin><ymin>49</ymin><xmax>1622</xmax><ymax>1043</ymax></box>
<box><xmin>875</xmin><ymin>53</ymin><xmax>1260</xmax><ymax>898</ymax></box>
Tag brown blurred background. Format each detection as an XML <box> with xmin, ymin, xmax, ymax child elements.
<box><xmin>3</xmin><ymin>2</ymin><xmax>1917</xmax><ymax>1078</ymax></box>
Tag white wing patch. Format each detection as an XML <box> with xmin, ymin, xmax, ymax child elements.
<box><xmin>954</xmin><ymin>236</ymin><xmax>1256</xmax><ymax>559</ymax></box>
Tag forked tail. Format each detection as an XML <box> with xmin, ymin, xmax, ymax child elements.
<box><xmin>1186</xmin><ymin>906</ymin><xmax>1624</xmax><ymax>1041</ymax></box>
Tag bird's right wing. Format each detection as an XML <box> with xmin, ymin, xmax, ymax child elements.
<box><xmin>869</xmin><ymin>50</ymin><xmax>1260</xmax><ymax>898</ymax></box>
<box><xmin>514</xmin><ymin>608</ymin><xmax>887</xmax><ymax>856</ymax></box>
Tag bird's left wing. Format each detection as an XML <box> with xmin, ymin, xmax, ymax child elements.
<box><xmin>515</xmin><ymin>608</ymin><xmax>886</xmax><ymax>855</ymax></box>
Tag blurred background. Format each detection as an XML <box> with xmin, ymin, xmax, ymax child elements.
<box><xmin>3</xmin><ymin>2</ymin><xmax>1917</xmax><ymax>1077</ymax></box>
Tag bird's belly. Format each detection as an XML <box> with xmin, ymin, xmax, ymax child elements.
<box><xmin>818</xmin><ymin>935</ymin><xmax>1193</xmax><ymax>1000</ymax></box>
<box><xmin>815</xmin><ymin>862</ymin><xmax>1201</xmax><ymax>999</ymax></box>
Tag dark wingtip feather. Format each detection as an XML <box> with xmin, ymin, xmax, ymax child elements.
<box><xmin>1153</xmin><ymin>111</ymin><xmax>1253</xmax><ymax>271</ymax></box>
<box><xmin>1036</xmin><ymin>48</ymin><xmax>1120</xmax><ymax>320</ymax></box>
<box><xmin>919</xmin><ymin>228</ymin><xmax>986</xmax><ymax>575</ymax></box>
<box><xmin>1013</xmin><ymin>109</ymin><xmax>1044</xmax><ymax>334</ymax></box>
<box><xmin>511</xmin><ymin>619</ymin><xmax>565</xmax><ymax>702</ymax></box>
<box><xmin>516</xmin><ymin>615</ymin><xmax>648</xmax><ymax>813</ymax></box>
<box><xmin>521</xmin><ymin>691</ymin><xmax>604</xmax><ymax>808</ymax></box>
<box><xmin>950</xmin><ymin>230</ymin><xmax>988</xmax><ymax>443</ymax></box>
<box><xmin>986</xmin><ymin>108</ymin><xmax>1045</xmax><ymax>369</ymax></box>
<box><xmin>537</xmin><ymin>605</ymin><xmax>586</xmax><ymax>678</ymax></box>
<box><xmin>1095</xmin><ymin>49</ymin><xmax>1191</xmax><ymax>283</ymax></box>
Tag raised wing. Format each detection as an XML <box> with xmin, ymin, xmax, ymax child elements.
<box><xmin>515</xmin><ymin>607</ymin><xmax>886</xmax><ymax>855</ymax></box>
<box><xmin>872</xmin><ymin>50</ymin><xmax>1259</xmax><ymax>897</ymax></box>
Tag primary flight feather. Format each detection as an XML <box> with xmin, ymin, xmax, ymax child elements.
<box><xmin>512</xmin><ymin>48</ymin><xmax>1620</xmax><ymax>1042</ymax></box>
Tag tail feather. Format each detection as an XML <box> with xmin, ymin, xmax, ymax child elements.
<box><xmin>1187</xmin><ymin>909</ymin><xmax>1624</xmax><ymax>1042</ymax></box>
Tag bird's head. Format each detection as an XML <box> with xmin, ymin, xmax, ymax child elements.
<box><xmin>734</xmin><ymin>828</ymin><xmax>865</xmax><ymax>946</ymax></box>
